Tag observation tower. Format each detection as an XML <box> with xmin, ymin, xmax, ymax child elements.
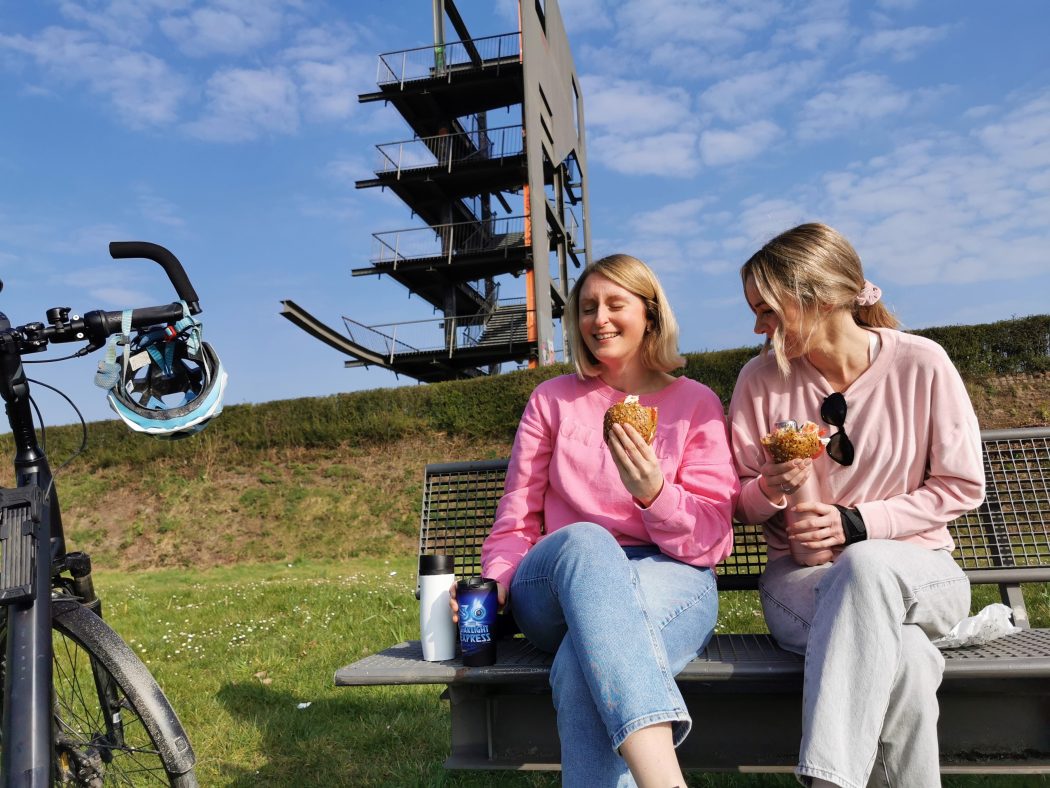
<box><xmin>282</xmin><ymin>0</ymin><xmax>591</xmax><ymax>381</ymax></box>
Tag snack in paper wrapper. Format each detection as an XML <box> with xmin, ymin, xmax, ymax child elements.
<box><xmin>603</xmin><ymin>395</ymin><xmax>658</xmax><ymax>444</ymax></box>
<box><xmin>761</xmin><ymin>420</ymin><xmax>826</xmax><ymax>462</ymax></box>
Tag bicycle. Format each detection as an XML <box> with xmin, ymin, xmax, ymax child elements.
<box><xmin>0</xmin><ymin>241</ymin><xmax>223</xmax><ymax>786</ymax></box>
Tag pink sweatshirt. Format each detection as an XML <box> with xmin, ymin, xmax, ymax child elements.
<box><xmin>729</xmin><ymin>328</ymin><xmax>985</xmax><ymax>560</ymax></box>
<box><xmin>481</xmin><ymin>374</ymin><xmax>738</xmax><ymax>588</ymax></box>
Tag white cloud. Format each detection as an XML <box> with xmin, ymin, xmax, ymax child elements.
<box><xmin>589</xmin><ymin>131</ymin><xmax>700</xmax><ymax>177</ymax></box>
<box><xmin>699</xmin><ymin>60</ymin><xmax>822</xmax><ymax>122</ymax></box>
<box><xmin>623</xmin><ymin>236</ymin><xmax>692</xmax><ymax>274</ymax></box>
<box><xmin>159</xmin><ymin>0</ymin><xmax>286</xmax><ymax>57</ymax></box>
<box><xmin>859</xmin><ymin>25</ymin><xmax>950</xmax><ymax>62</ymax></box>
<box><xmin>0</xmin><ymin>26</ymin><xmax>187</xmax><ymax>127</ymax></box>
<box><xmin>88</xmin><ymin>285</ymin><xmax>161</xmax><ymax>307</ymax></box>
<box><xmin>614</xmin><ymin>0</ymin><xmax>782</xmax><ymax>50</ymax></box>
<box><xmin>556</xmin><ymin>0</ymin><xmax>615</xmax><ymax>33</ymax></box>
<box><xmin>796</xmin><ymin>72</ymin><xmax>917</xmax><ymax>140</ymax></box>
<box><xmin>280</xmin><ymin>22</ymin><xmax>359</xmax><ymax>61</ymax></box>
<box><xmin>60</xmin><ymin>264</ymin><xmax>159</xmax><ymax>308</ymax></box>
<box><xmin>294</xmin><ymin>60</ymin><xmax>363</xmax><ymax>122</ymax></box>
<box><xmin>323</xmin><ymin>155</ymin><xmax>369</xmax><ymax>185</ymax></box>
<box><xmin>699</xmin><ymin>120</ymin><xmax>781</xmax><ymax>166</ymax></box>
<box><xmin>629</xmin><ymin>197</ymin><xmax>713</xmax><ymax>237</ymax></box>
<box><xmin>57</xmin><ymin>0</ymin><xmax>190</xmax><ymax>41</ymax></box>
<box><xmin>774</xmin><ymin>17</ymin><xmax>852</xmax><ymax>53</ymax></box>
<box><xmin>581</xmin><ymin>76</ymin><xmax>694</xmax><ymax>135</ymax></box>
<box><xmin>875</xmin><ymin>0</ymin><xmax>920</xmax><ymax>9</ymax></box>
<box><xmin>812</xmin><ymin>93</ymin><xmax>1050</xmax><ymax>285</ymax></box>
<box><xmin>977</xmin><ymin>93</ymin><xmax>1050</xmax><ymax>170</ymax></box>
<box><xmin>735</xmin><ymin>197</ymin><xmax>808</xmax><ymax>249</ymax></box>
<box><xmin>184</xmin><ymin>67</ymin><xmax>298</xmax><ymax>142</ymax></box>
<box><xmin>136</xmin><ymin>188</ymin><xmax>186</xmax><ymax>227</ymax></box>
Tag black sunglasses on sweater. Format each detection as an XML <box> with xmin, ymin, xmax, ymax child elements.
<box><xmin>821</xmin><ymin>392</ymin><xmax>855</xmax><ymax>466</ymax></box>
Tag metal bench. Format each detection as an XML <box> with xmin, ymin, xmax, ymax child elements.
<box><xmin>336</xmin><ymin>426</ymin><xmax>1050</xmax><ymax>775</ymax></box>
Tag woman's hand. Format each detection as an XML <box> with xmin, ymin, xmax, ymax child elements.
<box><xmin>448</xmin><ymin>580</ymin><xmax>508</xmax><ymax>623</ymax></box>
<box><xmin>786</xmin><ymin>501</ymin><xmax>845</xmax><ymax>551</ymax></box>
<box><xmin>758</xmin><ymin>457</ymin><xmax>813</xmax><ymax>505</ymax></box>
<box><xmin>607</xmin><ymin>422</ymin><xmax>664</xmax><ymax>507</ymax></box>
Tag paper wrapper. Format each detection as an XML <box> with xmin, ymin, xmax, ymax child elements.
<box><xmin>761</xmin><ymin>420</ymin><xmax>827</xmax><ymax>463</ymax></box>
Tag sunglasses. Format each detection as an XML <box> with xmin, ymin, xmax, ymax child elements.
<box><xmin>820</xmin><ymin>392</ymin><xmax>855</xmax><ymax>466</ymax></box>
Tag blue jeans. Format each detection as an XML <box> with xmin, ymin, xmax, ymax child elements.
<box><xmin>510</xmin><ymin>522</ymin><xmax>719</xmax><ymax>787</ymax></box>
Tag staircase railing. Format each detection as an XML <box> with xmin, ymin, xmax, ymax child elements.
<box><xmin>372</xmin><ymin>216</ymin><xmax>527</xmax><ymax>268</ymax></box>
<box><xmin>376</xmin><ymin>32</ymin><xmax>520</xmax><ymax>87</ymax></box>
<box><xmin>374</xmin><ymin>124</ymin><xmax>523</xmax><ymax>177</ymax></box>
<box><xmin>343</xmin><ymin>302</ymin><xmax>533</xmax><ymax>361</ymax></box>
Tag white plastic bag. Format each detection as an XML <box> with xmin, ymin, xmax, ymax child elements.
<box><xmin>931</xmin><ymin>603</ymin><xmax>1020</xmax><ymax>650</ymax></box>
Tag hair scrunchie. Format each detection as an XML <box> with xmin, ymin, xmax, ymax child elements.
<box><xmin>855</xmin><ymin>280</ymin><xmax>882</xmax><ymax>307</ymax></box>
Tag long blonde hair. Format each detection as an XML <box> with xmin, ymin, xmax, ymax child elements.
<box><xmin>741</xmin><ymin>223</ymin><xmax>899</xmax><ymax>375</ymax></box>
<box><xmin>565</xmin><ymin>254</ymin><xmax>685</xmax><ymax>379</ymax></box>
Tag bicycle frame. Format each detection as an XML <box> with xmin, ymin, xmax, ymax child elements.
<box><xmin>0</xmin><ymin>241</ymin><xmax>205</xmax><ymax>786</ymax></box>
<box><xmin>0</xmin><ymin>315</ymin><xmax>59</xmax><ymax>785</ymax></box>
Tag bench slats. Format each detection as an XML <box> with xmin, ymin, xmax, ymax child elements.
<box><xmin>337</xmin><ymin>629</ymin><xmax>1050</xmax><ymax>686</ymax></box>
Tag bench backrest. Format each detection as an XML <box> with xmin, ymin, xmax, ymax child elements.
<box><xmin>418</xmin><ymin>427</ymin><xmax>1050</xmax><ymax>591</ymax></box>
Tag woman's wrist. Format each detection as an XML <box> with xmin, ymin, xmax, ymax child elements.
<box><xmin>758</xmin><ymin>475</ymin><xmax>786</xmax><ymax>505</ymax></box>
<box><xmin>635</xmin><ymin>480</ymin><xmax>664</xmax><ymax>509</ymax></box>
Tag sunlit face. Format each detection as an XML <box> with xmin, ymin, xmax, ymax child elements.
<box><xmin>578</xmin><ymin>273</ymin><xmax>650</xmax><ymax>369</ymax></box>
<box><xmin>744</xmin><ymin>275</ymin><xmax>806</xmax><ymax>358</ymax></box>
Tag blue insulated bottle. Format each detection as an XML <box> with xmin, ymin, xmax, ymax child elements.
<box><xmin>456</xmin><ymin>577</ymin><xmax>498</xmax><ymax>666</ymax></box>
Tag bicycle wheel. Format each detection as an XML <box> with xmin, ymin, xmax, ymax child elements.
<box><xmin>2</xmin><ymin>602</ymin><xmax>198</xmax><ymax>786</ymax></box>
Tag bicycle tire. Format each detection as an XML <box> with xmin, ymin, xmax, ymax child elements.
<box><xmin>2</xmin><ymin>601</ymin><xmax>198</xmax><ymax>787</ymax></box>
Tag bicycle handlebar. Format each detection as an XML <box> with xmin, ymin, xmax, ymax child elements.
<box><xmin>4</xmin><ymin>302</ymin><xmax>190</xmax><ymax>354</ymax></box>
<box><xmin>108</xmin><ymin>242</ymin><xmax>200</xmax><ymax>315</ymax></box>
<box><xmin>0</xmin><ymin>242</ymin><xmax>203</xmax><ymax>356</ymax></box>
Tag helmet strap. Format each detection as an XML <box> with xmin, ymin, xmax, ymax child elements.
<box><xmin>94</xmin><ymin>309</ymin><xmax>133</xmax><ymax>390</ymax></box>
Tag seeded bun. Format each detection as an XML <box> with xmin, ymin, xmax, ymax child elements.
<box><xmin>604</xmin><ymin>395</ymin><xmax>658</xmax><ymax>444</ymax></box>
<box><xmin>761</xmin><ymin>421</ymin><xmax>825</xmax><ymax>463</ymax></box>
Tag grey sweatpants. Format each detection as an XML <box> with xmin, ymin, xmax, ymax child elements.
<box><xmin>759</xmin><ymin>541</ymin><xmax>970</xmax><ymax>788</ymax></box>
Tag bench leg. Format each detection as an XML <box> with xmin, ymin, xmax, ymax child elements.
<box><xmin>445</xmin><ymin>684</ymin><xmax>560</xmax><ymax>770</ymax></box>
<box><xmin>1000</xmin><ymin>583</ymin><xmax>1030</xmax><ymax>628</ymax></box>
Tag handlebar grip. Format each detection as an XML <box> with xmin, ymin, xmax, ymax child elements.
<box><xmin>109</xmin><ymin>242</ymin><xmax>201</xmax><ymax>315</ymax></box>
<box><xmin>82</xmin><ymin>304</ymin><xmax>190</xmax><ymax>342</ymax></box>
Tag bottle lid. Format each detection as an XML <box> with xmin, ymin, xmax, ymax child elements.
<box><xmin>418</xmin><ymin>553</ymin><xmax>455</xmax><ymax>576</ymax></box>
<box><xmin>457</xmin><ymin>575</ymin><xmax>496</xmax><ymax>590</ymax></box>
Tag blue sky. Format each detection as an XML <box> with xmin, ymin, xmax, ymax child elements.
<box><xmin>1</xmin><ymin>0</ymin><xmax>1048</xmax><ymax>427</ymax></box>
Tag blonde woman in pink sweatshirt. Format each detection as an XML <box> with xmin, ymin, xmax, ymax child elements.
<box><xmin>728</xmin><ymin>223</ymin><xmax>985</xmax><ymax>788</ymax></box>
<box><xmin>479</xmin><ymin>254</ymin><xmax>738</xmax><ymax>787</ymax></box>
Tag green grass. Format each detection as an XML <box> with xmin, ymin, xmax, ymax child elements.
<box><xmin>90</xmin><ymin>560</ymin><xmax>1049</xmax><ymax>787</ymax></box>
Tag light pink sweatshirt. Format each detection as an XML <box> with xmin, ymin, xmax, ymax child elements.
<box><xmin>729</xmin><ymin>328</ymin><xmax>985</xmax><ymax>560</ymax></box>
<box><xmin>481</xmin><ymin>374</ymin><xmax>739</xmax><ymax>588</ymax></box>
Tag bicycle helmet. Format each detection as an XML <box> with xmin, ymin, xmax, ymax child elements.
<box><xmin>101</xmin><ymin>309</ymin><xmax>227</xmax><ymax>439</ymax></box>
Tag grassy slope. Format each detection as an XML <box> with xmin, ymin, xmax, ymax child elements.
<box><xmin>9</xmin><ymin>364</ymin><xmax>1047</xmax><ymax>572</ymax></box>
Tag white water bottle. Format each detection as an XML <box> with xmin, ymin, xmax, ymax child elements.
<box><xmin>418</xmin><ymin>554</ymin><xmax>457</xmax><ymax>661</ymax></box>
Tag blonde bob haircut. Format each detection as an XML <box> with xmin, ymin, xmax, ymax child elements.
<box><xmin>741</xmin><ymin>222</ymin><xmax>899</xmax><ymax>375</ymax></box>
<box><xmin>564</xmin><ymin>253</ymin><xmax>685</xmax><ymax>379</ymax></box>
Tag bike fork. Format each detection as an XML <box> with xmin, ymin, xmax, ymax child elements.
<box><xmin>68</xmin><ymin>552</ymin><xmax>126</xmax><ymax>749</ymax></box>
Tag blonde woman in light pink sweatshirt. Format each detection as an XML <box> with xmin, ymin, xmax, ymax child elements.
<box><xmin>728</xmin><ymin>223</ymin><xmax>985</xmax><ymax>788</ymax></box>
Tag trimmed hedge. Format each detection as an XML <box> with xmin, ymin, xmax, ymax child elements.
<box><xmin>912</xmin><ymin>315</ymin><xmax>1050</xmax><ymax>379</ymax></box>
<box><xmin>4</xmin><ymin>315</ymin><xmax>1047</xmax><ymax>471</ymax></box>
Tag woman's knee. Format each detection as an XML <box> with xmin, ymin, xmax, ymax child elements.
<box><xmin>551</xmin><ymin>521</ymin><xmax>621</xmax><ymax>552</ymax></box>
<box><xmin>822</xmin><ymin>541</ymin><xmax>898</xmax><ymax>593</ymax></box>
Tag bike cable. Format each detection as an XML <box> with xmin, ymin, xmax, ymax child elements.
<box><xmin>26</xmin><ymin>378</ymin><xmax>89</xmax><ymax>503</ymax></box>
<box><xmin>23</xmin><ymin>351</ymin><xmax>82</xmax><ymax>363</ymax></box>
